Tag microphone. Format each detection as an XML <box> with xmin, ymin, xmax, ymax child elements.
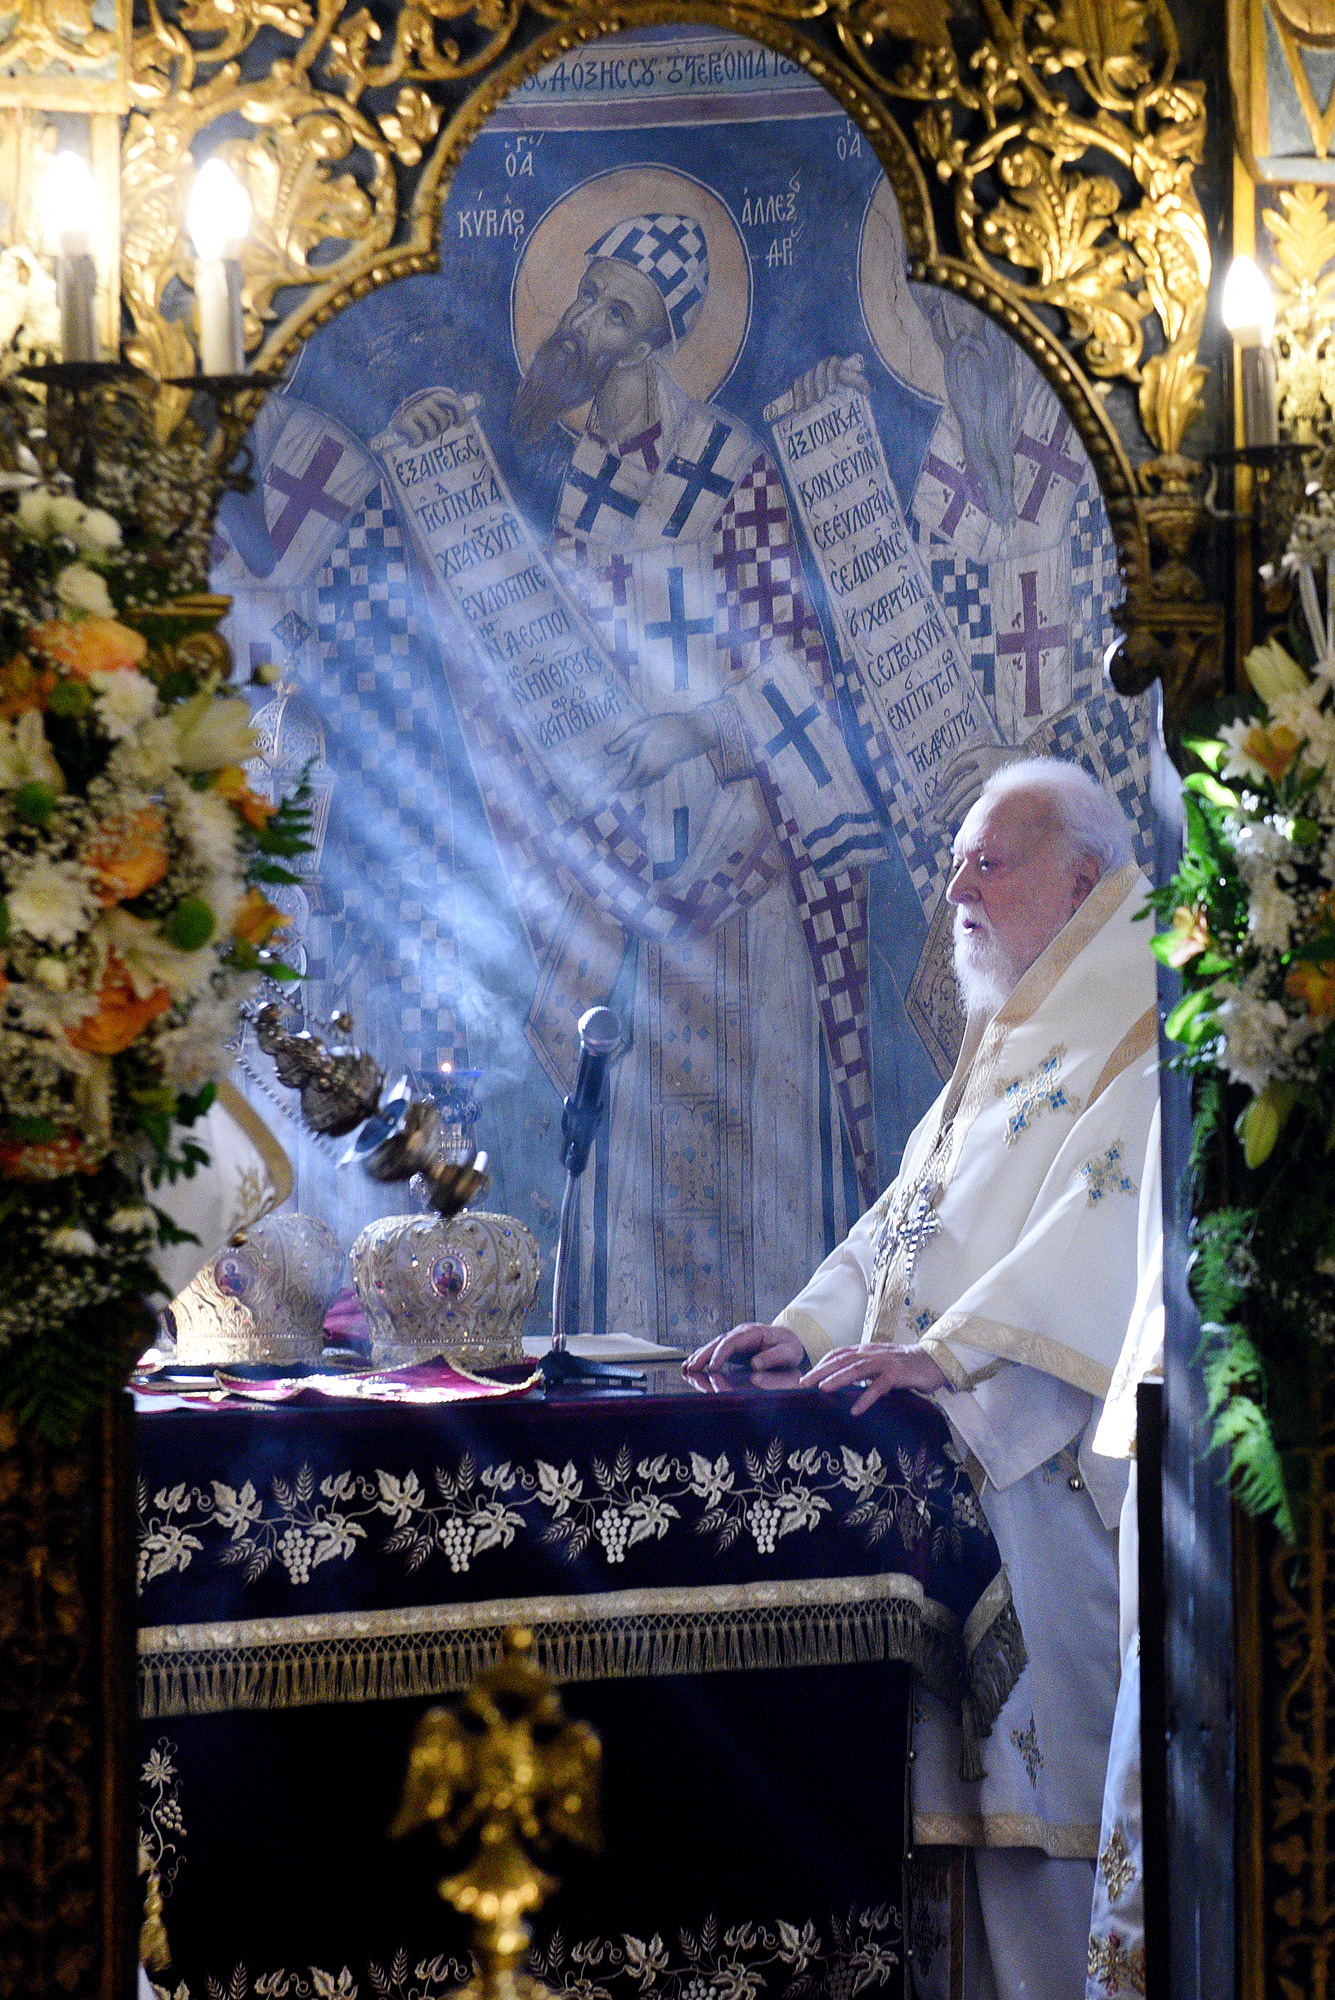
<box><xmin>559</xmin><ymin>1006</ymin><xmax>622</xmax><ymax>1177</ymax></box>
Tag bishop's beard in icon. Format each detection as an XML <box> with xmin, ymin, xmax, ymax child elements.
<box><xmin>511</xmin><ymin>324</ymin><xmax>617</xmax><ymax>445</ymax></box>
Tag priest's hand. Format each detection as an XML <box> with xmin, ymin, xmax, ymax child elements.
<box><xmin>684</xmin><ymin>1323</ymin><xmax>806</xmax><ymax>1374</ymax></box>
<box><xmin>804</xmin><ymin>1341</ymin><xmax>948</xmax><ymax>1416</ymax></box>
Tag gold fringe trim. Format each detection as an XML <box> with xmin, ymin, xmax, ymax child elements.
<box><xmin>913</xmin><ymin>1811</ymin><xmax>1103</xmax><ymax>1859</ymax></box>
<box><xmin>138</xmin><ymin>1573</ymin><xmax>1021</xmax><ymax>1726</ymax></box>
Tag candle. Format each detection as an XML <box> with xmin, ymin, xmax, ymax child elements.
<box><xmin>1222</xmin><ymin>254</ymin><xmax>1279</xmax><ymax>449</ymax></box>
<box><xmin>186</xmin><ymin>160</ymin><xmax>252</xmax><ymax>375</ymax></box>
<box><xmin>42</xmin><ymin>152</ymin><xmax>100</xmax><ymax>364</ymax></box>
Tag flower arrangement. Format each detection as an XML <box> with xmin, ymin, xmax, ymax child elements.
<box><xmin>1154</xmin><ymin>471</ymin><xmax>1335</xmax><ymax>1538</ymax></box>
<box><xmin>0</xmin><ymin>464</ymin><xmax>308</xmax><ymax>1439</ymax></box>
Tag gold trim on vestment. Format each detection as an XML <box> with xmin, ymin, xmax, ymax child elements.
<box><xmin>216</xmin><ymin>1079</ymin><xmax>295</xmax><ymax>1213</ymax></box>
<box><xmin>776</xmin><ymin>1304</ymin><xmax>834</xmax><ymax>1362</ymax></box>
<box><xmin>923</xmin><ymin>1312</ymin><xmax>1114</xmax><ymax>1400</ymax></box>
<box><xmin>1088</xmin><ymin>1007</ymin><xmax>1158</xmax><ymax>1107</ymax></box>
<box><xmin>912</xmin><ymin>1813</ymin><xmax>1103</xmax><ymax>1859</ymax></box>
<box><xmin>137</xmin><ymin>1572</ymin><xmax>994</xmax><ymax>1719</ymax></box>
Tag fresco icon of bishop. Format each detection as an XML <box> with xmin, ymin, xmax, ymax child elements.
<box><xmin>214</xmin><ymin>28</ymin><xmax>1149</xmax><ymax>1350</ymax></box>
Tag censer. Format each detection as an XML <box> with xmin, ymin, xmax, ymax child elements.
<box><xmin>253</xmin><ymin>1006</ymin><xmax>539</xmax><ymax>1368</ymax></box>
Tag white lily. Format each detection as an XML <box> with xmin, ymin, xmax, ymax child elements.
<box><xmin>1242</xmin><ymin>638</ymin><xmax>1310</xmax><ymax>707</ymax></box>
<box><xmin>100</xmin><ymin>907</ymin><xmax>214</xmax><ymax>1001</ymax></box>
<box><xmin>170</xmin><ymin>692</ymin><xmax>258</xmax><ymax>772</ymax></box>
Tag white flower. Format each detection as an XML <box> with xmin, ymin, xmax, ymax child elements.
<box><xmin>167</xmin><ymin>777</ymin><xmax>239</xmax><ymax>875</ymax></box>
<box><xmin>1285</xmin><ymin>502</ymin><xmax>1335</xmax><ymax>569</ymax></box>
<box><xmin>89</xmin><ymin>668</ymin><xmax>158</xmax><ymax>741</ymax></box>
<box><xmin>32</xmin><ymin>956</ymin><xmax>69</xmax><ymax>991</ymax></box>
<box><xmin>106</xmin><ymin>716</ymin><xmax>176</xmax><ymax>789</ymax></box>
<box><xmin>55</xmin><ymin>563</ymin><xmax>114</xmax><ymax>618</ymax></box>
<box><xmin>8</xmin><ymin>857</ymin><xmax>93</xmax><ymax>945</ymax></box>
<box><xmin>100</xmin><ymin>908</ymin><xmax>214</xmax><ymax>1001</ymax></box>
<box><xmin>49</xmin><ymin>1226</ymin><xmax>98</xmax><ymax>1257</ymax></box>
<box><xmin>1247</xmin><ymin>877</ymin><xmax>1298</xmax><ymax>954</ymax></box>
<box><xmin>6</xmin><ymin>977</ymin><xmax>100</xmax><ymax>1046</ymax></box>
<box><xmin>1243</xmin><ymin>639</ymin><xmax>1310</xmax><ymax>705</ymax></box>
<box><xmin>75</xmin><ymin>507</ymin><xmax>121</xmax><ymax>553</ymax></box>
<box><xmin>156</xmin><ymin>977</ymin><xmax>254</xmax><ymax>1091</ymax></box>
<box><xmin>0</xmin><ymin>709</ymin><xmax>64</xmax><ymax>792</ymax></box>
<box><xmin>1215</xmin><ymin>975</ymin><xmax>1319</xmax><ymax>1093</ymax></box>
<box><xmin>47</xmin><ymin>494</ymin><xmax>87</xmax><ymax>538</ymax></box>
<box><xmin>170</xmin><ymin>694</ymin><xmax>257</xmax><ymax>773</ymax></box>
<box><xmin>107</xmin><ymin>1207</ymin><xmax>155</xmax><ymax>1234</ymax></box>
<box><xmin>16</xmin><ymin>490</ymin><xmax>49</xmax><ymax>535</ymax></box>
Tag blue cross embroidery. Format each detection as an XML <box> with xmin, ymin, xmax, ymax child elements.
<box><xmin>1078</xmin><ymin>1141</ymin><xmax>1137</xmax><ymax>1207</ymax></box>
<box><xmin>646</xmin><ymin>568</ymin><xmax>712</xmax><ymax>691</ymax></box>
<box><xmin>567</xmin><ymin>452</ymin><xmax>641</xmax><ymax>534</ymax></box>
<box><xmin>999</xmin><ymin>1048</ymin><xmax>1079</xmax><ymax>1145</ymax></box>
<box><xmin>760</xmin><ymin>680</ymin><xmax>831</xmax><ymax>787</ymax></box>
<box><xmin>662</xmin><ymin>422</ymin><xmax>734</xmax><ymax>537</ymax></box>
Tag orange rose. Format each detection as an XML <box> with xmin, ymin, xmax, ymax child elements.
<box><xmin>213</xmin><ymin>765</ymin><xmax>276</xmax><ymax>829</ymax></box>
<box><xmin>1241</xmin><ymin>723</ymin><xmax>1302</xmax><ymax>783</ymax></box>
<box><xmin>0</xmin><ymin>655</ymin><xmax>57</xmax><ymax>718</ymax></box>
<box><xmin>68</xmin><ymin>956</ymin><xmax>172</xmax><ymax>1055</ymax></box>
<box><xmin>1287</xmin><ymin>959</ymin><xmax>1335</xmax><ymax>1019</ymax></box>
<box><xmin>232</xmin><ymin>887</ymin><xmax>286</xmax><ymax>949</ymax></box>
<box><xmin>86</xmin><ymin>807</ymin><xmax>170</xmax><ymax>907</ymax></box>
<box><xmin>0</xmin><ymin>1133</ymin><xmax>105</xmax><ymax>1180</ymax></box>
<box><xmin>30</xmin><ymin>617</ymin><xmax>148</xmax><ymax>679</ymax></box>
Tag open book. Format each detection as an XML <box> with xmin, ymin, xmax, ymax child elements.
<box><xmin>522</xmin><ymin>1333</ymin><xmax>686</xmax><ymax>1363</ymax></box>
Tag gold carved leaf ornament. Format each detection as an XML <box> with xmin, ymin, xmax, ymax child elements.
<box><xmin>1262</xmin><ymin>184</ymin><xmax>1335</xmax><ymax>443</ymax></box>
<box><xmin>836</xmin><ymin>0</ymin><xmax>1210</xmax><ymax>461</ymax></box>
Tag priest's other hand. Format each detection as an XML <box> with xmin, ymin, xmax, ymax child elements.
<box><xmin>684</xmin><ymin>1323</ymin><xmax>806</xmax><ymax>1374</ymax></box>
<box><xmin>804</xmin><ymin>1341</ymin><xmax>948</xmax><ymax>1416</ymax></box>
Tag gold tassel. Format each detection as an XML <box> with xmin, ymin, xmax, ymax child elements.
<box><xmin>140</xmin><ymin>1867</ymin><xmax>171</xmax><ymax>1973</ymax></box>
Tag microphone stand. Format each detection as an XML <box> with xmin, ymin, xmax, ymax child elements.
<box><xmin>541</xmin><ymin>1007</ymin><xmax>644</xmax><ymax>1389</ymax></box>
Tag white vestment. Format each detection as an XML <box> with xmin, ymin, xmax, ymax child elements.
<box><xmin>1083</xmin><ymin>1104</ymin><xmax>1164</xmax><ymax>1999</ymax></box>
<box><xmin>774</xmin><ymin>863</ymin><xmax>1159</xmax><ymax>1869</ymax></box>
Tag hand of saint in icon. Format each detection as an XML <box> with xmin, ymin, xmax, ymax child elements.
<box><xmin>789</xmin><ymin>353</ymin><xmax>871</xmax><ymax>413</ymax></box>
<box><xmin>606</xmin><ymin>710</ymin><xmax>713</xmax><ymax>789</ymax></box>
<box><xmin>393</xmin><ymin>388</ymin><xmax>469</xmax><ymax>445</ymax></box>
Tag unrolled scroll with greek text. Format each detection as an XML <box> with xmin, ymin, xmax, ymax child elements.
<box><xmin>765</xmin><ymin>381</ymin><xmax>997</xmax><ymax>820</ymax></box>
<box><xmin>374</xmin><ymin>397</ymin><xmax>644</xmax><ymax>810</ymax></box>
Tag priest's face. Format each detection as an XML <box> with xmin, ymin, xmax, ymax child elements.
<box><xmin>946</xmin><ymin>789</ymin><xmax>1100</xmax><ymax>1013</ymax></box>
<box><xmin>511</xmin><ymin>257</ymin><xmax>671</xmax><ymax>444</ymax></box>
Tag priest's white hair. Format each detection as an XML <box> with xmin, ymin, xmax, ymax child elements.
<box><xmin>974</xmin><ymin>757</ymin><xmax>1134</xmax><ymax>875</ymax></box>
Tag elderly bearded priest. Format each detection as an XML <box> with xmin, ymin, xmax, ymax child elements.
<box><xmin>687</xmin><ymin>758</ymin><xmax>1158</xmax><ymax>2000</ymax></box>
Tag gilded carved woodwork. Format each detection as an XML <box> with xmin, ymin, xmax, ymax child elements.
<box><xmin>1234</xmin><ymin>1438</ymin><xmax>1335</xmax><ymax>2000</ymax></box>
<box><xmin>0</xmin><ymin>1394</ymin><xmax>137</xmax><ymax>2000</ymax></box>
<box><xmin>0</xmin><ymin>0</ymin><xmax>129</xmax><ymax>108</ymax></box>
<box><xmin>1259</xmin><ymin>182</ymin><xmax>1335</xmax><ymax>443</ymax></box>
<box><xmin>0</xmin><ymin>6</ymin><xmax>1224</xmax><ymax>1998</ymax></box>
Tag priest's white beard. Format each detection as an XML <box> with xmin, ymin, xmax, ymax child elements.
<box><xmin>953</xmin><ymin>907</ymin><xmax>1022</xmax><ymax>1017</ymax></box>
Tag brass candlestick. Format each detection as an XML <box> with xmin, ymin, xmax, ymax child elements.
<box><xmin>391</xmin><ymin>1628</ymin><xmax>602</xmax><ymax>2000</ymax></box>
